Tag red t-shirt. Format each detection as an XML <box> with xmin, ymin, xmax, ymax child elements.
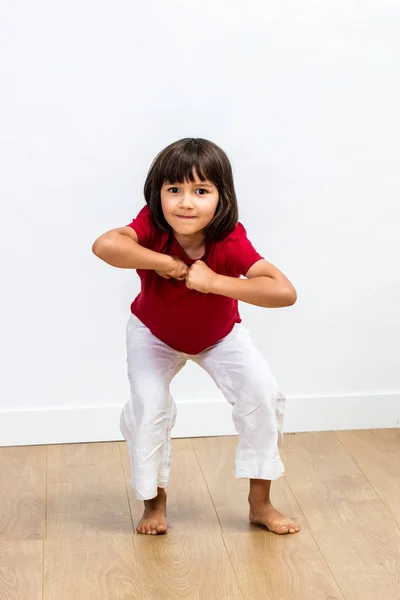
<box><xmin>127</xmin><ymin>205</ymin><xmax>263</xmax><ymax>354</ymax></box>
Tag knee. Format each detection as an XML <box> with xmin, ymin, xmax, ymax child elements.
<box><xmin>128</xmin><ymin>377</ymin><xmax>169</xmax><ymax>426</ymax></box>
<box><xmin>129</xmin><ymin>370</ymin><xmax>166</xmax><ymax>400</ymax></box>
<box><xmin>233</xmin><ymin>379</ymin><xmax>279</xmax><ymax>421</ymax></box>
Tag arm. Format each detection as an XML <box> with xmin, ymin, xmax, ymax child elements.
<box><xmin>92</xmin><ymin>226</ymin><xmax>172</xmax><ymax>270</ymax></box>
<box><xmin>92</xmin><ymin>226</ymin><xmax>188</xmax><ymax>278</ymax></box>
<box><xmin>186</xmin><ymin>259</ymin><xmax>297</xmax><ymax>308</ymax></box>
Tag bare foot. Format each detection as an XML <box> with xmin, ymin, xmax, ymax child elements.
<box><xmin>249</xmin><ymin>502</ymin><xmax>300</xmax><ymax>535</ymax></box>
<box><xmin>136</xmin><ymin>488</ymin><xmax>168</xmax><ymax>535</ymax></box>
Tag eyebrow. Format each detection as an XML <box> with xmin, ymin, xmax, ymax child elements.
<box><xmin>164</xmin><ymin>181</ymin><xmax>214</xmax><ymax>187</ymax></box>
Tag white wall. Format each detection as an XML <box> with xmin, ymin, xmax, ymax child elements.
<box><xmin>1</xmin><ymin>0</ymin><xmax>399</xmax><ymax>445</ymax></box>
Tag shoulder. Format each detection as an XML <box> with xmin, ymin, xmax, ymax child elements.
<box><xmin>126</xmin><ymin>205</ymin><xmax>164</xmax><ymax>248</ymax></box>
<box><xmin>214</xmin><ymin>221</ymin><xmax>263</xmax><ymax>276</ymax></box>
<box><xmin>126</xmin><ymin>204</ymin><xmax>152</xmax><ymax>228</ymax></box>
<box><xmin>218</xmin><ymin>221</ymin><xmax>250</xmax><ymax>246</ymax></box>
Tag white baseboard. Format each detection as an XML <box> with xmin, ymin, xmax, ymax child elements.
<box><xmin>1</xmin><ymin>393</ymin><xmax>399</xmax><ymax>447</ymax></box>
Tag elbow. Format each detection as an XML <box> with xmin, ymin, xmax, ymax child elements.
<box><xmin>259</xmin><ymin>279</ymin><xmax>297</xmax><ymax>308</ymax></box>
<box><xmin>283</xmin><ymin>286</ymin><xmax>297</xmax><ymax>306</ymax></box>
<box><xmin>270</xmin><ymin>281</ymin><xmax>297</xmax><ymax>307</ymax></box>
<box><xmin>92</xmin><ymin>235</ymin><xmax>113</xmax><ymax>261</ymax></box>
<box><xmin>92</xmin><ymin>238</ymin><xmax>104</xmax><ymax>258</ymax></box>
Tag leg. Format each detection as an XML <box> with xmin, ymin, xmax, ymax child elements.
<box><xmin>248</xmin><ymin>479</ymin><xmax>300</xmax><ymax>534</ymax></box>
<box><xmin>135</xmin><ymin>486</ymin><xmax>168</xmax><ymax>536</ymax></box>
<box><xmin>195</xmin><ymin>323</ymin><xmax>299</xmax><ymax>535</ymax></box>
<box><xmin>120</xmin><ymin>315</ymin><xmax>185</xmax><ymax>534</ymax></box>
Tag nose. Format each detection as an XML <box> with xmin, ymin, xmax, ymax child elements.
<box><xmin>179</xmin><ymin>192</ymin><xmax>194</xmax><ymax>209</ymax></box>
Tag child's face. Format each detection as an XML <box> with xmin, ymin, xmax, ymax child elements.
<box><xmin>160</xmin><ymin>170</ymin><xmax>219</xmax><ymax>238</ymax></box>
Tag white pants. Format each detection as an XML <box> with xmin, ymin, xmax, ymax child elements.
<box><xmin>120</xmin><ymin>314</ymin><xmax>286</xmax><ymax>501</ymax></box>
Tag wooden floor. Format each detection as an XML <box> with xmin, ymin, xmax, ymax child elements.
<box><xmin>1</xmin><ymin>429</ymin><xmax>400</xmax><ymax>599</ymax></box>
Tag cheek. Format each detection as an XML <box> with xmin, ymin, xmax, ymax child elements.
<box><xmin>202</xmin><ymin>196</ymin><xmax>219</xmax><ymax>218</ymax></box>
<box><xmin>161</xmin><ymin>195</ymin><xmax>174</xmax><ymax>215</ymax></box>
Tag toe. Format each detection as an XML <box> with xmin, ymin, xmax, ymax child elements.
<box><xmin>277</xmin><ymin>524</ymin><xmax>289</xmax><ymax>534</ymax></box>
<box><xmin>150</xmin><ymin>523</ymin><xmax>157</xmax><ymax>535</ymax></box>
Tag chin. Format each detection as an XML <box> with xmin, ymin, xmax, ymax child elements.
<box><xmin>167</xmin><ymin>218</ymin><xmax>202</xmax><ymax>234</ymax></box>
<box><xmin>175</xmin><ymin>225</ymin><xmax>202</xmax><ymax>235</ymax></box>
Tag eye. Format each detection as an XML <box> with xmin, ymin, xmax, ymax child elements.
<box><xmin>167</xmin><ymin>187</ymin><xmax>179</xmax><ymax>193</ymax></box>
<box><xmin>195</xmin><ymin>188</ymin><xmax>209</xmax><ymax>195</ymax></box>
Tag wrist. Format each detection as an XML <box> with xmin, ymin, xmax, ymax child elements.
<box><xmin>210</xmin><ymin>273</ymin><xmax>224</xmax><ymax>294</ymax></box>
<box><xmin>157</xmin><ymin>253</ymin><xmax>175</xmax><ymax>271</ymax></box>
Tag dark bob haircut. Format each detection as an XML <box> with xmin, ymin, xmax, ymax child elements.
<box><xmin>143</xmin><ymin>138</ymin><xmax>239</xmax><ymax>241</ymax></box>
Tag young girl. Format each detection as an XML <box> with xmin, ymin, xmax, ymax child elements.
<box><xmin>92</xmin><ymin>138</ymin><xmax>300</xmax><ymax>536</ymax></box>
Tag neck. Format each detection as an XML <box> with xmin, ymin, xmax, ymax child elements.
<box><xmin>174</xmin><ymin>230</ymin><xmax>205</xmax><ymax>250</ymax></box>
<box><xmin>173</xmin><ymin>230</ymin><xmax>206</xmax><ymax>260</ymax></box>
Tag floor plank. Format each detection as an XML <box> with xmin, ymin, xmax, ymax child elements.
<box><xmin>46</xmin><ymin>442</ymin><xmax>133</xmax><ymax>538</ymax></box>
<box><xmin>135</xmin><ymin>533</ymin><xmax>242</xmax><ymax>600</ymax></box>
<box><xmin>0</xmin><ymin>540</ymin><xmax>43</xmax><ymax>600</ymax></box>
<box><xmin>45</xmin><ymin>442</ymin><xmax>142</xmax><ymax>600</ymax></box>
<box><xmin>283</xmin><ymin>431</ymin><xmax>400</xmax><ymax>600</ymax></box>
<box><xmin>336</xmin><ymin>429</ymin><xmax>400</xmax><ymax>527</ymax></box>
<box><xmin>191</xmin><ymin>435</ymin><xmax>309</xmax><ymax>533</ymax></box>
<box><xmin>0</xmin><ymin>446</ymin><xmax>46</xmax><ymax>540</ymax></box>
<box><xmin>223</xmin><ymin>531</ymin><xmax>344</xmax><ymax>600</ymax></box>
<box><xmin>120</xmin><ymin>439</ymin><xmax>242</xmax><ymax>599</ymax></box>
<box><xmin>44</xmin><ymin>537</ymin><xmax>140</xmax><ymax>600</ymax></box>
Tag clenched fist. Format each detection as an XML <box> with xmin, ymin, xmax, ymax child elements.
<box><xmin>185</xmin><ymin>260</ymin><xmax>218</xmax><ymax>294</ymax></box>
<box><xmin>156</xmin><ymin>256</ymin><xmax>188</xmax><ymax>280</ymax></box>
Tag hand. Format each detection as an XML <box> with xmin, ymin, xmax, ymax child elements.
<box><xmin>185</xmin><ymin>260</ymin><xmax>218</xmax><ymax>294</ymax></box>
<box><xmin>156</xmin><ymin>256</ymin><xmax>188</xmax><ymax>280</ymax></box>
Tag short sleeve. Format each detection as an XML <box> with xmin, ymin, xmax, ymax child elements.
<box><xmin>222</xmin><ymin>222</ymin><xmax>263</xmax><ymax>277</ymax></box>
<box><xmin>126</xmin><ymin>205</ymin><xmax>155</xmax><ymax>249</ymax></box>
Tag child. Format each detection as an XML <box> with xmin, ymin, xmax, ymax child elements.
<box><xmin>92</xmin><ymin>138</ymin><xmax>300</xmax><ymax>536</ymax></box>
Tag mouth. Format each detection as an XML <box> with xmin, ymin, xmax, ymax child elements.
<box><xmin>175</xmin><ymin>215</ymin><xmax>198</xmax><ymax>220</ymax></box>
